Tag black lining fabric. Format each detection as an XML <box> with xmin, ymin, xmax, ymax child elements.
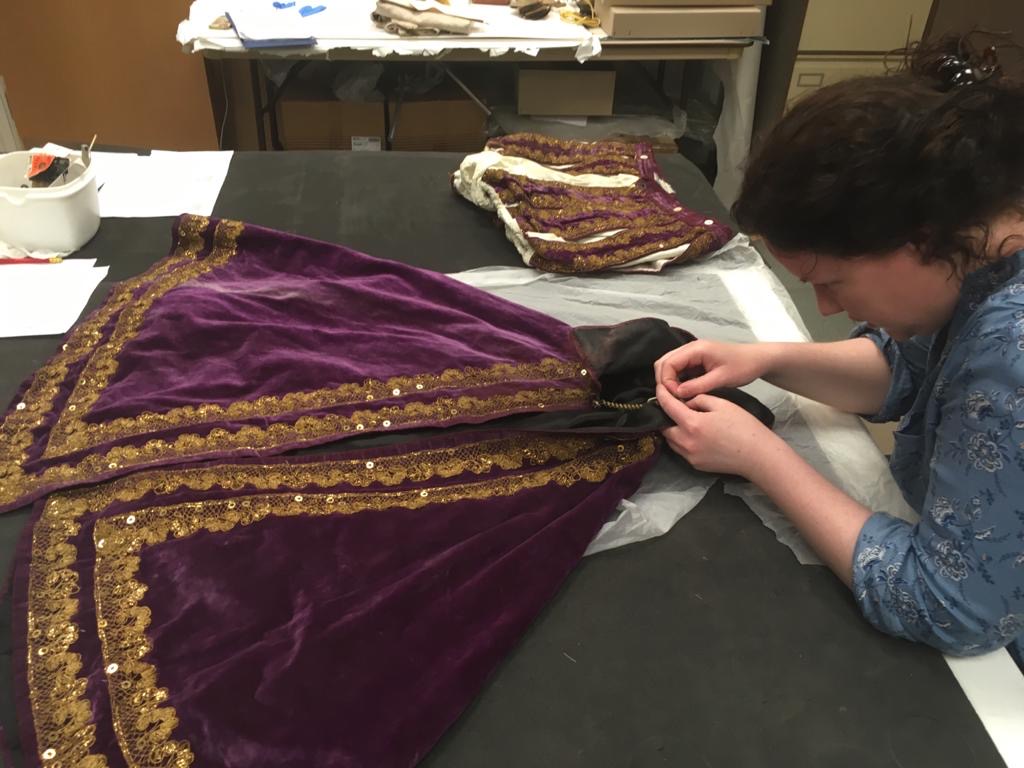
<box><xmin>500</xmin><ymin>318</ymin><xmax>774</xmax><ymax>434</ymax></box>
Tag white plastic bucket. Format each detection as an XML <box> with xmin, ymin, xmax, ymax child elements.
<box><xmin>0</xmin><ymin>151</ymin><xmax>100</xmax><ymax>253</ymax></box>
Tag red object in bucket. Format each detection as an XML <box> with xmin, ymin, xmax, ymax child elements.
<box><xmin>28</xmin><ymin>153</ymin><xmax>57</xmax><ymax>178</ymax></box>
<box><xmin>27</xmin><ymin>153</ymin><xmax>70</xmax><ymax>184</ymax></box>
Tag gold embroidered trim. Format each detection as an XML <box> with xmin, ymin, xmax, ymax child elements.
<box><xmin>478</xmin><ymin>146</ymin><xmax>722</xmax><ymax>273</ymax></box>
<box><xmin>9</xmin><ymin>386</ymin><xmax>594</xmax><ymax>514</ymax></box>
<box><xmin>0</xmin><ymin>215</ymin><xmax>209</xmax><ymax>511</ymax></box>
<box><xmin>493</xmin><ymin>182</ymin><xmax>655</xmax><ymax>213</ymax></box>
<box><xmin>510</xmin><ymin>201</ymin><xmax>683</xmax><ymax>245</ymax></box>
<box><xmin>91</xmin><ymin>435</ymin><xmax>655</xmax><ymax>767</ymax></box>
<box><xmin>25</xmin><ymin>503</ymin><xmax>100</xmax><ymax>767</ymax></box>
<box><xmin>530</xmin><ymin>220</ymin><xmax>697</xmax><ymax>255</ymax></box>
<box><xmin>486</xmin><ymin>135</ymin><xmax>640</xmax><ymax>172</ymax></box>
<box><xmin>531</xmin><ymin>228</ymin><xmax>715</xmax><ymax>275</ymax></box>
<box><xmin>45</xmin><ymin>358</ymin><xmax>587</xmax><ymax>456</ymax></box>
<box><xmin>45</xmin><ymin>220</ymin><xmax>245</xmax><ymax>457</ymax></box>
<box><xmin>26</xmin><ymin>433</ymin><xmax>654</xmax><ymax>766</ymax></box>
<box><xmin>483</xmin><ymin>170</ymin><xmax>697</xmax><ymax>253</ymax></box>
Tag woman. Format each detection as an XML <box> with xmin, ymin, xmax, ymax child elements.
<box><xmin>655</xmin><ymin>38</ymin><xmax>1024</xmax><ymax>668</ymax></box>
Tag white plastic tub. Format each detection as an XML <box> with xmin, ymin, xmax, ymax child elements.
<box><xmin>0</xmin><ymin>151</ymin><xmax>100</xmax><ymax>253</ymax></box>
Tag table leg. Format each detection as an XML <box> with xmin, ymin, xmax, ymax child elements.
<box><xmin>250</xmin><ymin>60</ymin><xmax>268</xmax><ymax>151</ymax></box>
<box><xmin>712</xmin><ymin>41</ymin><xmax>762</xmax><ymax>207</ymax></box>
<box><xmin>266</xmin><ymin>72</ymin><xmax>282</xmax><ymax>151</ymax></box>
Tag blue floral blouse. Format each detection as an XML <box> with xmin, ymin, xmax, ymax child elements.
<box><xmin>853</xmin><ymin>250</ymin><xmax>1024</xmax><ymax>670</ymax></box>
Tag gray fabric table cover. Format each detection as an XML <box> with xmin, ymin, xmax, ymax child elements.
<box><xmin>0</xmin><ymin>151</ymin><xmax>1004</xmax><ymax>768</ymax></box>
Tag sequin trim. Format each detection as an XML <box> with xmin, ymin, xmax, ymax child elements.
<box><xmin>26</xmin><ymin>433</ymin><xmax>655</xmax><ymax>766</ymax></box>
<box><xmin>486</xmin><ymin>170</ymin><xmax>685</xmax><ymax>243</ymax></box>
<box><xmin>486</xmin><ymin>134</ymin><xmax>640</xmax><ymax>172</ymax></box>
<box><xmin>45</xmin><ymin>358</ymin><xmax>587</xmax><ymax>456</ymax></box>
<box><xmin>7</xmin><ymin>386</ymin><xmax>593</xmax><ymax>514</ymax></box>
<box><xmin>93</xmin><ymin>435</ymin><xmax>654</xmax><ymax>767</ymax></box>
<box><xmin>529</xmin><ymin>225</ymin><xmax>714</xmax><ymax>274</ymax></box>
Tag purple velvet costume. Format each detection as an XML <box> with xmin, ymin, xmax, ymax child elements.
<box><xmin>3</xmin><ymin>214</ymin><xmax>758</xmax><ymax>767</ymax></box>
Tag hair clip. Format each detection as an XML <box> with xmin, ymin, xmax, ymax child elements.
<box><xmin>935</xmin><ymin>44</ymin><xmax>1002</xmax><ymax>91</ymax></box>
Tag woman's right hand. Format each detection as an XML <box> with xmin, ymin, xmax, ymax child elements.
<box><xmin>654</xmin><ymin>340</ymin><xmax>774</xmax><ymax>399</ymax></box>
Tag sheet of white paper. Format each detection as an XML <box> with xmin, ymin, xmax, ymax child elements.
<box><xmin>40</xmin><ymin>258</ymin><xmax>97</xmax><ymax>268</ymax></box>
<box><xmin>225</xmin><ymin>2</ymin><xmax>320</xmax><ymax>43</ymax></box>
<box><xmin>147</xmin><ymin>151</ymin><xmax>233</xmax><ymax>215</ymax></box>
<box><xmin>91</xmin><ymin>150</ymin><xmax>233</xmax><ymax>218</ymax></box>
<box><xmin>0</xmin><ymin>261</ymin><xmax>108</xmax><ymax>338</ymax></box>
<box><xmin>945</xmin><ymin>651</ymin><xmax>1024</xmax><ymax>766</ymax></box>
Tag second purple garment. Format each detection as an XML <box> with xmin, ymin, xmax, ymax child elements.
<box><xmin>452</xmin><ymin>133</ymin><xmax>734</xmax><ymax>273</ymax></box>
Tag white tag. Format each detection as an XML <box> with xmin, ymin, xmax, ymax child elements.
<box><xmin>351</xmin><ymin>136</ymin><xmax>382</xmax><ymax>152</ymax></box>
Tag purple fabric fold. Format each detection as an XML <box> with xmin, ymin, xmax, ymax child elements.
<box><xmin>13</xmin><ymin>430</ymin><xmax>658</xmax><ymax>767</ymax></box>
<box><xmin>0</xmin><ymin>215</ymin><xmax>595</xmax><ymax>513</ymax></box>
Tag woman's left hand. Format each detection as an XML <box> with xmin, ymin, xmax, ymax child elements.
<box><xmin>655</xmin><ymin>383</ymin><xmax>778</xmax><ymax>479</ymax></box>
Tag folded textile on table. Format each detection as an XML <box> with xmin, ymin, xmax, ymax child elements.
<box><xmin>452</xmin><ymin>133</ymin><xmax>734</xmax><ymax>273</ymax></box>
<box><xmin>372</xmin><ymin>0</ymin><xmax>483</xmax><ymax>35</ymax></box>
<box><xmin>13</xmin><ymin>430</ymin><xmax>658</xmax><ymax>767</ymax></box>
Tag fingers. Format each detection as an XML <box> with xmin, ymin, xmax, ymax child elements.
<box><xmin>655</xmin><ymin>382</ymin><xmax>696</xmax><ymax>425</ymax></box>
<box><xmin>654</xmin><ymin>342</ymin><xmax>704</xmax><ymax>394</ymax></box>
<box><xmin>673</xmin><ymin>371</ymin><xmax>724</xmax><ymax>400</ymax></box>
<box><xmin>660</xmin><ymin>425</ymin><xmax>689</xmax><ymax>459</ymax></box>
<box><xmin>684</xmin><ymin>393</ymin><xmax>726</xmax><ymax>412</ymax></box>
<box><xmin>657</xmin><ymin>388</ymin><xmax>720</xmax><ymax>468</ymax></box>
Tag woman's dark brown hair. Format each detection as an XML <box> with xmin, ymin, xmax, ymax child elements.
<box><xmin>733</xmin><ymin>35</ymin><xmax>1024</xmax><ymax>271</ymax></box>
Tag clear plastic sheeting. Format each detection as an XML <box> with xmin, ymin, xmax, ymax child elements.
<box><xmin>712</xmin><ymin>42</ymin><xmax>762</xmax><ymax>208</ymax></box>
<box><xmin>451</xmin><ymin>235</ymin><xmax>916</xmax><ymax>562</ymax></box>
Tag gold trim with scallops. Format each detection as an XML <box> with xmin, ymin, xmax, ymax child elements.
<box><xmin>25</xmin><ymin>433</ymin><xmax>656</xmax><ymax>767</ymax></box>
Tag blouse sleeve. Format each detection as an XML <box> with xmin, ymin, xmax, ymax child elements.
<box><xmin>851</xmin><ymin>325</ymin><xmax>1024</xmax><ymax>656</ymax></box>
<box><xmin>852</xmin><ymin>324</ymin><xmax>933</xmax><ymax>422</ymax></box>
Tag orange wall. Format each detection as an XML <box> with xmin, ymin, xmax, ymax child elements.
<box><xmin>0</xmin><ymin>2</ymin><xmax>217</xmax><ymax>150</ymax></box>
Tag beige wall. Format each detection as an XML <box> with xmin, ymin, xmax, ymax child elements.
<box><xmin>799</xmin><ymin>0</ymin><xmax>933</xmax><ymax>53</ymax></box>
<box><xmin>0</xmin><ymin>2</ymin><xmax>217</xmax><ymax>150</ymax></box>
<box><xmin>927</xmin><ymin>0</ymin><xmax>1024</xmax><ymax>78</ymax></box>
